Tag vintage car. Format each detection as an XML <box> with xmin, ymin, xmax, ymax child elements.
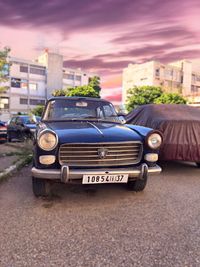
<box><xmin>126</xmin><ymin>104</ymin><xmax>200</xmax><ymax>165</ymax></box>
<box><xmin>31</xmin><ymin>97</ymin><xmax>162</xmax><ymax>197</ymax></box>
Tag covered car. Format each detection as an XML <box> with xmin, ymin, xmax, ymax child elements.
<box><xmin>126</xmin><ymin>104</ymin><xmax>200</xmax><ymax>164</ymax></box>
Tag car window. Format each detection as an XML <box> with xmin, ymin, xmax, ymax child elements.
<box><xmin>16</xmin><ymin>117</ymin><xmax>23</xmax><ymax>124</ymax></box>
<box><xmin>43</xmin><ymin>99</ymin><xmax>120</xmax><ymax>123</ymax></box>
<box><xmin>10</xmin><ymin>117</ymin><xmax>17</xmax><ymax>124</ymax></box>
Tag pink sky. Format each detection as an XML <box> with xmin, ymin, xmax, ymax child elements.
<box><xmin>0</xmin><ymin>0</ymin><xmax>200</xmax><ymax>104</ymax></box>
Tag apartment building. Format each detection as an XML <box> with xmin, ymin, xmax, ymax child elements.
<box><xmin>0</xmin><ymin>51</ymin><xmax>95</xmax><ymax>121</ymax></box>
<box><xmin>122</xmin><ymin>60</ymin><xmax>200</xmax><ymax>105</ymax></box>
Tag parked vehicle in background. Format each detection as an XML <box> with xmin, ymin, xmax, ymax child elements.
<box><xmin>0</xmin><ymin>121</ymin><xmax>7</xmax><ymax>142</ymax></box>
<box><xmin>31</xmin><ymin>97</ymin><xmax>162</xmax><ymax>197</ymax></box>
<box><xmin>126</xmin><ymin>104</ymin><xmax>200</xmax><ymax>166</ymax></box>
<box><xmin>7</xmin><ymin>115</ymin><xmax>41</xmax><ymax>142</ymax></box>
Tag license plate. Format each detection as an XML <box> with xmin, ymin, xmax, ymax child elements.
<box><xmin>82</xmin><ymin>174</ymin><xmax>129</xmax><ymax>184</ymax></box>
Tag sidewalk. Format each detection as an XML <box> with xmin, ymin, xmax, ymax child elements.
<box><xmin>0</xmin><ymin>141</ymin><xmax>33</xmax><ymax>181</ymax></box>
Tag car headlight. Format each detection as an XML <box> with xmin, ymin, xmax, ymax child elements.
<box><xmin>147</xmin><ymin>132</ymin><xmax>162</xmax><ymax>150</ymax></box>
<box><xmin>38</xmin><ymin>130</ymin><xmax>58</xmax><ymax>151</ymax></box>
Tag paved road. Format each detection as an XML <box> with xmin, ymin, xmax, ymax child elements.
<box><xmin>0</xmin><ymin>162</ymin><xmax>200</xmax><ymax>267</ymax></box>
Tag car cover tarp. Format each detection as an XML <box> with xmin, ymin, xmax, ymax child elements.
<box><xmin>126</xmin><ymin>104</ymin><xmax>200</xmax><ymax>162</ymax></box>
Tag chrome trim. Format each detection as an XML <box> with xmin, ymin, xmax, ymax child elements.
<box><xmin>59</xmin><ymin>141</ymin><xmax>143</xmax><ymax>167</ymax></box>
<box><xmin>37</xmin><ymin>129</ymin><xmax>58</xmax><ymax>151</ymax></box>
<box><xmin>87</xmin><ymin>122</ymin><xmax>104</xmax><ymax>136</ymax></box>
<box><xmin>31</xmin><ymin>164</ymin><xmax>162</xmax><ymax>181</ymax></box>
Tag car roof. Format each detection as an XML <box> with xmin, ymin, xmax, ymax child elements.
<box><xmin>47</xmin><ymin>96</ymin><xmax>111</xmax><ymax>104</ymax></box>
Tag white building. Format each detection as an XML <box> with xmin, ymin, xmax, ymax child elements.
<box><xmin>122</xmin><ymin>60</ymin><xmax>200</xmax><ymax>106</ymax></box>
<box><xmin>0</xmin><ymin>51</ymin><xmax>96</xmax><ymax>121</ymax></box>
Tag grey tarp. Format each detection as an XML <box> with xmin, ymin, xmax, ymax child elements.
<box><xmin>126</xmin><ymin>104</ymin><xmax>200</xmax><ymax>162</ymax></box>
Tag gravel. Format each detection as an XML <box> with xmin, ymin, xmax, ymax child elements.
<box><xmin>0</xmin><ymin>161</ymin><xmax>200</xmax><ymax>267</ymax></box>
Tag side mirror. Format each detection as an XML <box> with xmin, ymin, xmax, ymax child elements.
<box><xmin>118</xmin><ymin>115</ymin><xmax>126</xmax><ymax>124</ymax></box>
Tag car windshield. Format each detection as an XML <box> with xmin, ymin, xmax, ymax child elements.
<box><xmin>43</xmin><ymin>99</ymin><xmax>121</xmax><ymax>123</ymax></box>
<box><xmin>23</xmin><ymin>116</ymin><xmax>40</xmax><ymax>124</ymax></box>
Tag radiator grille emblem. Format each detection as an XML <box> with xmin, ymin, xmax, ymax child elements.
<box><xmin>98</xmin><ymin>148</ymin><xmax>108</xmax><ymax>159</ymax></box>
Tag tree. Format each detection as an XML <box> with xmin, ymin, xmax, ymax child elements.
<box><xmin>67</xmin><ymin>85</ymin><xmax>100</xmax><ymax>98</ymax></box>
<box><xmin>52</xmin><ymin>85</ymin><xmax>100</xmax><ymax>98</ymax></box>
<box><xmin>31</xmin><ymin>105</ymin><xmax>45</xmax><ymax>117</ymax></box>
<box><xmin>154</xmin><ymin>93</ymin><xmax>187</xmax><ymax>104</ymax></box>
<box><xmin>89</xmin><ymin>76</ymin><xmax>101</xmax><ymax>93</ymax></box>
<box><xmin>126</xmin><ymin>86</ymin><xmax>163</xmax><ymax>111</ymax></box>
<box><xmin>52</xmin><ymin>89</ymin><xmax>68</xmax><ymax>97</ymax></box>
<box><xmin>0</xmin><ymin>47</ymin><xmax>10</xmax><ymax>93</ymax></box>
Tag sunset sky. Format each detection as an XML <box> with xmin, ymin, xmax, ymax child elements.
<box><xmin>0</xmin><ymin>0</ymin><xmax>200</xmax><ymax>104</ymax></box>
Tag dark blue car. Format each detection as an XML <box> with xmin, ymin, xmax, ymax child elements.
<box><xmin>7</xmin><ymin>115</ymin><xmax>41</xmax><ymax>142</ymax></box>
<box><xmin>31</xmin><ymin>97</ymin><xmax>162</xmax><ymax>197</ymax></box>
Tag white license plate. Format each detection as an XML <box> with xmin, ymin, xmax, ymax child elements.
<box><xmin>82</xmin><ymin>174</ymin><xmax>129</xmax><ymax>184</ymax></box>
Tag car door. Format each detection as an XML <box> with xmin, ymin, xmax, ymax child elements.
<box><xmin>15</xmin><ymin>117</ymin><xmax>25</xmax><ymax>139</ymax></box>
<box><xmin>7</xmin><ymin>117</ymin><xmax>17</xmax><ymax>139</ymax></box>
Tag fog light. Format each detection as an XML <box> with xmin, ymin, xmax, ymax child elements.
<box><xmin>144</xmin><ymin>153</ymin><xmax>158</xmax><ymax>162</ymax></box>
<box><xmin>39</xmin><ymin>155</ymin><xmax>56</xmax><ymax>165</ymax></box>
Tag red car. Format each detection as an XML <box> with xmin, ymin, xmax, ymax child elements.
<box><xmin>0</xmin><ymin>121</ymin><xmax>7</xmax><ymax>142</ymax></box>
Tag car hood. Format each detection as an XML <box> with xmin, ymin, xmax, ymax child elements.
<box><xmin>44</xmin><ymin>121</ymin><xmax>143</xmax><ymax>143</ymax></box>
<box><xmin>25</xmin><ymin>124</ymin><xmax>37</xmax><ymax>129</ymax></box>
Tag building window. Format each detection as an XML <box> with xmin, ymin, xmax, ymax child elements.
<box><xmin>75</xmin><ymin>75</ymin><xmax>81</xmax><ymax>81</ymax></box>
<box><xmin>191</xmin><ymin>85</ymin><xmax>198</xmax><ymax>93</ymax></box>
<box><xmin>21</xmin><ymin>79</ymin><xmax>28</xmax><ymax>89</ymax></box>
<box><xmin>11</xmin><ymin>78</ymin><xmax>21</xmax><ymax>88</ymax></box>
<box><xmin>20</xmin><ymin>98</ymin><xmax>28</xmax><ymax>105</ymax></box>
<box><xmin>29</xmin><ymin>83</ymin><xmax>37</xmax><ymax>90</ymax></box>
<box><xmin>64</xmin><ymin>73</ymin><xmax>74</xmax><ymax>80</ymax></box>
<box><xmin>30</xmin><ymin>99</ymin><xmax>45</xmax><ymax>105</ymax></box>
<box><xmin>20</xmin><ymin>65</ymin><xmax>28</xmax><ymax>73</ymax></box>
<box><xmin>30</xmin><ymin>66</ymin><xmax>45</xmax><ymax>76</ymax></box>
<box><xmin>155</xmin><ymin>69</ymin><xmax>160</xmax><ymax>77</ymax></box>
<box><xmin>0</xmin><ymin>97</ymin><xmax>9</xmax><ymax>110</ymax></box>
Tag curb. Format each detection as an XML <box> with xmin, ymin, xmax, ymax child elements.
<box><xmin>0</xmin><ymin>154</ymin><xmax>33</xmax><ymax>182</ymax></box>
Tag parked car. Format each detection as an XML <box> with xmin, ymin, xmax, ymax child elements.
<box><xmin>0</xmin><ymin>121</ymin><xmax>7</xmax><ymax>142</ymax></box>
<box><xmin>126</xmin><ymin>104</ymin><xmax>200</xmax><ymax>165</ymax></box>
<box><xmin>7</xmin><ymin>115</ymin><xmax>41</xmax><ymax>142</ymax></box>
<box><xmin>31</xmin><ymin>97</ymin><xmax>162</xmax><ymax>197</ymax></box>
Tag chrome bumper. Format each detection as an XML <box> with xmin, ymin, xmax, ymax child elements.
<box><xmin>31</xmin><ymin>164</ymin><xmax>162</xmax><ymax>183</ymax></box>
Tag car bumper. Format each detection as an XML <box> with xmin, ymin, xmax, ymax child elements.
<box><xmin>0</xmin><ymin>133</ymin><xmax>7</xmax><ymax>140</ymax></box>
<box><xmin>31</xmin><ymin>164</ymin><xmax>162</xmax><ymax>183</ymax></box>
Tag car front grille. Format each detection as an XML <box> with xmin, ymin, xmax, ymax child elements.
<box><xmin>59</xmin><ymin>142</ymin><xmax>143</xmax><ymax>167</ymax></box>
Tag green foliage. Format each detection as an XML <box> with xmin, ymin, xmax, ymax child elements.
<box><xmin>52</xmin><ymin>85</ymin><xmax>100</xmax><ymax>98</ymax></box>
<box><xmin>67</xmin><ymin>85</ymin><xmax>100</xmax><ymax>98</ymax></box>
<box><xmin>52</xmin><ymin>89</ymin><xmax>68</xmax><ymax>97</ymax></box>
<box><xmin>126</xmin><ymin>86</ymin><xmax>163</xmax><ymax>111</ymax></box>
<box><xmin>89</xmin><ymin>76</ymin><xmax>101</xmax><ymax>93</ymax></box>
<box><xmin>0</xmin><ymin>47</ymin><xmax>10</xmax><ymax>93</ymax></box>
<box><xmin>52</xmin><ymin>76</ymin><xmax>101</xmax><ymax>98</ymax></box>
<box><xmin>31</xmin><ymin>105</ymin><xmax>45</xmax><ymax>116</ymax></box>
<box><xmin>154</xmin><ymin>93</ymin><xmax>187</xmax><ymax>104</ymax></box>
<box><xmin>126</xmin><ymin>86</ymin><xmax>187</xmax><ymax>111</ymax></box>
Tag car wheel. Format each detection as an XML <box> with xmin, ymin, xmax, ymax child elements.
<box><xmin>7</xmin><ymin>134</ymin><xmax>12</xmax><ymax>142</ymax></box>
<box><xmin>196</xmin><ymin>162</ymin><xmax>200</xmax><ymax>168</ymax></box>
<box><xmin>127</xmin><ymin>173</ymin><xmax>148</xmax><ymax>192</ymax></box>
<box><xmin>32</xmin><ymin>177</ymin><xmax>51</xmax><ymax>197</ymax></box>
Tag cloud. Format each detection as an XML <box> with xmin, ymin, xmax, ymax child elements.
<box><xmin>1</xmin><ymin>0</ymin><xmax>200</xmax><ymax>105</ymax></box>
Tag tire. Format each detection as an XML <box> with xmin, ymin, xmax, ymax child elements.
<box><xmin>7</xmin><ymin>133</ymin><xmax>12</xmax><ymax>142</ymax></box>
<box><xmin>196</xmin><ymin>162</ymin><xmax>200</xmax><ymax>168</ymax></box>
<box><xmin>32</xmin><ymin>177</ymin><xmax>51</xmax><ymax>197</ymax></box>
<box><xmin>127</xmin><ymin>173</ymin><xmax>148</xmax><ymax>192</ymax></box>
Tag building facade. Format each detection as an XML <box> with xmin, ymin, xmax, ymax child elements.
<box><xmin>122</xmin><ymin>60</ymin><xmax>200</xmax><ymax>106</ymax></box>
<box><xmin>0</xmin><ymin>51</ymin><xmax>95</xmax><ymax>121</ymax></box>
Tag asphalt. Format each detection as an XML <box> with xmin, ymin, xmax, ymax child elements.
<box><xmin>0</xmin><ymin>162</ymin><xmax>200</xmax><ymax>267</ymax></box>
